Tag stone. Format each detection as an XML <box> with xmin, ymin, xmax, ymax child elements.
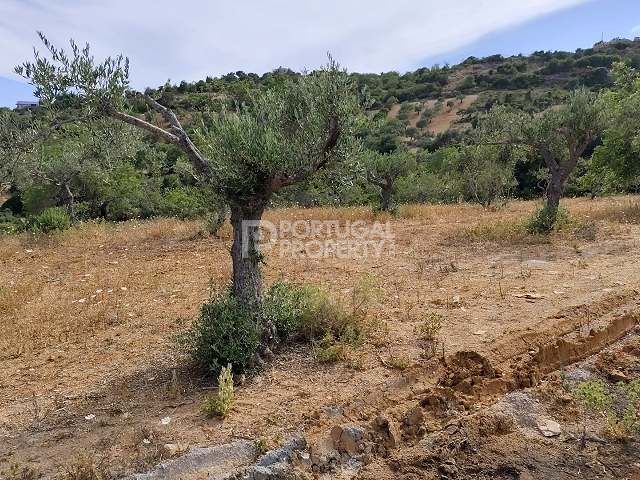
<box><xmin>537</xmin><ymin>419</ymin><xmax>561</xmax><ymax>437</ymax></box>
<box><xmin>309</xmin><ymin>437</ymin><xmax>339</xmax><ymax>471</ymax></box>
<box><xmin>609</xmin><ymin>369</ymin><xmax>628</xmax><ymax>383</ymax></box>
<box><xmin>371</xmin><ymin>415</ymin><xmax>401</xmax><ymax>449</ymax></box>
<box><xmin>404</xmin><ymin>406</ymin><xmax>424</xmax><ymax>426</ymax></box>
<box><xmin>330</xmin><ymin>424</ymin><xmax>366</xmax><ymax>455</ymax></box>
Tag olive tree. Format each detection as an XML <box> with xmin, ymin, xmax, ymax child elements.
<box><xmin>480</xmin><ymin>88</ymin><xmax>605</xmax><ymax>229</ymax></box>
<box><xmin>0</xmin><ymin>110</ymin><xmax>38</xmax><ymax>194</ymax></box>
<box><xmin>17</xmin><ymin>34</ymin><xmax>361</xmax><ymax>347</ymax></box>
<box><xmin>454</xmin><ymin>145</ymin><xmax>517</xmax><ymax>207</ymax></box>
<box><xmin>13</xmin><ymin>120</ymin><xmax>140</xmax><ymax>218</ymax></box>
<box><xmin>591</xmin><ymin>63</ymin><xmax>640</xmax><ymax>191</ymax></box>
<box><xmin>364</xmin><ymin>149</ymin><xmax>416</xmax><ymax>211</ymax></box>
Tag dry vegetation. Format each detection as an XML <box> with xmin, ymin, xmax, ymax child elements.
<box><xmin>1</xmin><ymin>195</ymin><xmax>640</xmax><ymax>477</ymax></box>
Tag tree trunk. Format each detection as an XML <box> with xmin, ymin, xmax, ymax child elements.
<box><xmin>543</xmin><ymin>170</ymin><xmax>564</xmax><ymax>228</ymax></box>
<box><xmin>230</xmin><ymin>202</ymin><xmax>266</xmax><ymax>308</ymax></box>
<box><xmin>229</xmin><ymin>201</ymin><xmax>276</xmax><ymax>364</ymax></box>
<box><xmin>380</xmin><ymin>183</ymin><xmax>393</xmax><ymax>211</ymax></box>
<box><xmin>61</xmin><ymin>183</ymin><xmax>75</xmax><ymax>220</ymax></box>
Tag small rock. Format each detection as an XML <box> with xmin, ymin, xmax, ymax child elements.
<box><xmin>537</xmin><ymin>419</ymin><xmax>561</xmax><ymax>437</ymax></box>
<box><xmin>473</xmin><ymin>330</ymin><xmax>486</xmax><ymax>336</ymax></box>
<box><xmin>371</xmin><ymin>415</ymin><xmax>401</xmax><ymax>449</ymax></box>
<box><xmin>512</xmin><ymin>293</ymin><xmax>544</xmax><ymax>300</ymax></box>
<box><xmin>404</xmin><ymin>406</ymin><xmax>424</xmax><ymax>427</ymax></box>
<box><xmin>609</xmin><ymin>369</ymin><xmax>628</xmax><ymax>383</ymax></box>
<box><xmin>452</xmin><ymin>295</ymin><xmax>462</xmax><ymax>306</ymax></box>
<box><xmin>84</xmin><ymin>414</ymin><xmax>95</xmax><ymax>421</ymax></box>
<box><xmin>330</xmin><ymin>424</ymin><xmax>365</xmax><ymax>455</ymax></box>
<box><xmin>325</xmin><ymin>405</ymin><xmax>343</xmax><ymax>417</ymax></box>
<box><xmin>159</xmin><ymin>416</ymin><xmax>171</xmax><ymax>425</ymax></box>
<box><xmin>163</xmin><ymin>443</ymin><xmax>185</xmax><ymax>456</ymax></box>
<box><xmin>438</xmin><ymin>459</ymin><xmax>458</xmax><ymax>477</ymax></box>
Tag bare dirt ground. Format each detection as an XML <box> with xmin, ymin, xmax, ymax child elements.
<box><xmin>1</xmin><ymin>196</ymin><xmax>640</xmax><ymax>479</ymax></box>
<box><xmin>386</xmin><ymin>95</ymin><xmax>478</xmax><ymax>135</ymax></box>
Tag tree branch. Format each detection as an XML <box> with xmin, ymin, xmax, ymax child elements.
<box><xmin>108</xmin><ymin>109</ymin><xmax>180</xmax><ymax>144</ymax></box>
<box><xmin>269</xmin><ymin>115</ymin><xmax>341</xmax><ymax>192</ymax></box>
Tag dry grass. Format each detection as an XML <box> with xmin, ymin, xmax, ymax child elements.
<box><xmin>0</xmin><ymin>196</ymin><xmax>636</xmax><ymax>360</ymax></box>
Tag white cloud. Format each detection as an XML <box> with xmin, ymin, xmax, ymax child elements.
<box><xmin>632</xmin><ymin>24</ymin><xmax>640</xmax><ymax>35</ymax></box>
<box><xmin>1</xmin><ymin>0</ymin><xmax>590</xmax><ymax>89</ymax></box>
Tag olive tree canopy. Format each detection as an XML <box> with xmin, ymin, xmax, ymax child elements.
<box><xmin>17</xmin><ymin>33</ymin><xmax>362</xmax><ymax>356</ymax></box>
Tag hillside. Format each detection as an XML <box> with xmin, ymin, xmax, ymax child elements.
<box><xmin>143</xmin><ymin>37</ymin><xmax>640</xmax><ymax>139</ymax></box>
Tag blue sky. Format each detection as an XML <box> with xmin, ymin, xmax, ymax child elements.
<box><xmin>1</xmin><ymin>0</ymin><xmax>639</xmax><ymax>108</ymax></box>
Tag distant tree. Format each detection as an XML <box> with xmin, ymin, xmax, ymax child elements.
<box><xmin>460</xmin><ymin>75</ymin><xmax>475</xmax><ymax>90</ymax></box>
<box><xmin>0</xmin><ymin>110</ymin><xmax>38</xmax><ymax>194</ymax></box>
<box><xmin>360</xmin><ymin>119</ymin><xmax>404</xmax><ymax>154</ymax></box>
<box><xmin>591</xmin><ymin>63</ymin><xmax>640</xmax><ymax>191</ymax></box>
<box><xmin>454</xmin><ymin>145</ymin><xmax>518</xmax><ymax>207</ymax></box>
<box><xmin>17</xmin><ymin>34</ymin><xmax>361</xmax><ymax>357</ymax></box>
<box><xmin>365</xmin><ymin>149</ymin><xmax>416</xmax><ymax>211</ymax></box>
<box><xmin>14</xmin><ymin>121</ymin><xmax>140</xmax><ymax>218</ymax></box>
<box><xmin>480</xmin><ymin>88</ymin><xmax>605</xmax><ymax>230</ymax></box>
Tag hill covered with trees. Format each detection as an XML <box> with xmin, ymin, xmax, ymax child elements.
<box><xmin>1</xmin><ymin>37</ymin><xmax>639</xmax><ymax>233</ymax></box>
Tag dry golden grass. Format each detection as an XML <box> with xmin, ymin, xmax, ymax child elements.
<box><xmin>1</xmin><ymin>195</ymin><xmax>637</xmax><ymax>360</ymax></box>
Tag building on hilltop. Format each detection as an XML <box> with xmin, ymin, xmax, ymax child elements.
<box><xmin>15</xmin><ymin>100</ymin><xmax>39</xmax><ymax>110</ymax></box>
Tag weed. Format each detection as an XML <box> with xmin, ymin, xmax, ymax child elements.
<box><xmin>255</xmin><ymin>438</ymin><xmax>269</xmax><ymax>455</ymax></box>
<box><xmin>313</xmin><ymin>334</ymin><xmax>352</xmax><ymax>363</ymax></box>
<box><xmin>347</xmin><ymin>353</ymin><xmax>367</xmax><ymax>370</ymax></box>
<box><xmin>203</xmin><ymin>364</ymin><xmax>235</xmax><ymax>418</ymax></box>
<box><xmin>31</xmin><ymin>207</ymin><xmax>72</xmax><ymax>234</ymax></box>
<box><xmin>416</xmin><ymin>312</ymin><xmax>444</xmax><ymax>358</ymax></box>
<box><xmin>573</xmin><ymin>379</ymin><xmax>640</xmax><ymax>440</ymax></box>
<box><xmin>526</xmin><ymin>206</ymin><xmax>569</xmax><ymax>234</ymax></box>
<box><xmin>1</xmin><ymin>464</ymin><xmax>41</xmax><ymax>480</ymax></box>
<box><xmin>385</xmin><ymin>354</ymin><xmax>411</xmax><ymax>370</ymax></box>
<box><xmin>59</xmin><ymin>454</ymin><xmax>111</xmax><ymax>480</ymax></box>
<box><xmin>416</xmin><ymin>312</ymin><xmax>443</xmax><ymax>342</ymax></box>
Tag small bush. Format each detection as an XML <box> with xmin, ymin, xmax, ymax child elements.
<box><xmin>60</xmin><ymin>454</ymin><xmax>111</xmax><ymax>480</ymax></box>
<box><xmin>573</xmin><ymin>379</ymin><xmax>640</xmax><ymax>440</ymax></box>
<box><xmin>31</xmin><ymin>207</ymin><xmax>71</xmax><ymax>233</ymax></box>
<box><xmin>0</xmin><ymin>211</ymin><xmax>27</xmax><ymax>234</ymax></box>
<box><xmin>0</xmin><ymin>464</ymin><xmax>41</xmax><ymax>480</ymax></box>
<box><xmin>203</xmin><ymin>364</ymin><xmax>235</xmax><ymax>418</ymax></box>
<box><xmin>264</xmin><ymin>279</ymin><xmax>379</xmax><ymax>363</ymax></box>
<box><xmin>526</xmin><ymin>206</ymin><xmax>569</xmax><ymax>234</ymax></box>
<box><xmin>416</xmin><ymin>312</ymin><xmax>443</xmax><ymax>342</ymax></box>
<box><xmin>416</xmin><ymin>312</ymin><xmax>443</xmax><ymax>358</ymax></box>
<box><xmin>313</xmin><ymin>334</ymin><xmax>352</xmax><ymax>363</ymax></box>
<box><xmin>182</xmin><ymin>289</ymin><xmax>259</xmax><ymax>377</ymax></box>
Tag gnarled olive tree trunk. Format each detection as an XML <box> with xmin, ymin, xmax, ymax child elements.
<box><xmin>229</xmin><ymin>202</ymin><xmax>266</xmax><ymax>308</ymax></box>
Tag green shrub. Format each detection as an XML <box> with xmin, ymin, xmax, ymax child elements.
<box><xmin>182</xmin><ymin>289</ymin><xmax>259</xmax><ymax>377</ymax></box>
<box><xmin>263</xmin><ymin>281</ymin><xmax>363</xmax><ymax>343</ymax></box>
<box><xmin>31</xmin><ymin>207</ymin><xmax>71</xmax><ymax>233</ymax></box>
<box><xmin>526</xmin><ymin>205</ymin><xmax>569</xmax><ymax>234</ymax></box>
<box><xmin>0</xmin><ymin>211</ymin><xmax>27</xmax><ymax>234</ymax></box>
<box><xmin>160</xmin><ymin>187</ymin><xmax>209</xmax><ymax>219</ymax></box>
<box><xmin>203</xmin><ymin>364</ymin><xmax>235</xmax><ymax>418</ymax></box>
<box><xmin>263</xmin><ymin>281</ymin><xmax>312</xmax><ymax>342</ymax></box>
